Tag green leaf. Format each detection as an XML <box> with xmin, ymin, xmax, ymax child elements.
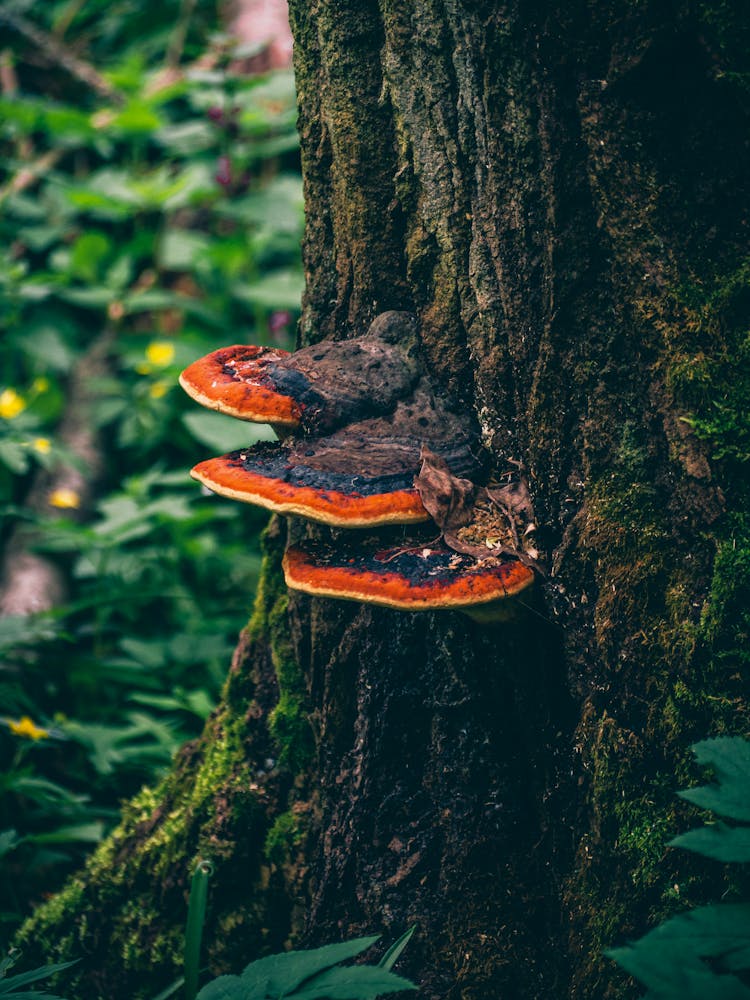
<box><xmin>669</xmin><ymin>822</ymin><xmax>750</xmax><ymax>862</ymax></box>
<box><xmin>26</xmin><ymin>823</ymin><xmax>104</xmax><ymax>846</ymax></box>
<box><xmin>182</xmin><ymin>411</ymin><xmax>276</xmax><ymax>452</ymax></box>
<box><xmin>109</xmin><ymin>102</ymin><xmax>163</xmax><ymax>134</ymax></box>
<box><xmin>240</xmin><ymin>937</ymin><xmax>380</xmax><ymax>995</ymax></box>
<box><xmin>679</xmin><ymin>738</ymin><xmax>750</xmax><ymax>821</ymax></box>
<box><xmin>0</xmin><ymin>960</ymin><xmax>78</xmax><ymax>994</ymax></box>
<box><xmin>69</xmin><ymin>233</ymin><xmax>112</xmax><ymax>283</ymax></box>
<box><xmin>155</xmin><ymin>121</ymin><xmax>217</xmax><ymax>155</ymax></box>
<box><xmin>196</xmin><ymin>975</ymin><xmax>261</xmax><ymax>1000</ymax></box>
<box><xmin>185</xmin><ymin>860</ymin><xmax>212</xmax><ymax>1000</ymax></box>
<box><xmin>16</xmin><ymin>322</ymin><xmax>77</xmax><ymax>373</ymax></box>
<box><xmin>607</xmin><ymin>904</ymin><xmax>750</xmax><ymax>998</ymax></box>
<box><xmin>149</xmin><ymin>976</ymin><xmax>184</xmax><ymax>1000</ymax></box>
<box><xmin>0</xmin><ymin>614</ymin><xmax>60</xmax><ymax>654</ymax></box>
<box><xmin>231</xmin><ymin>270</ymin><xmax>303</xmax><ymax>311</ymax></box>
<box><xmin>157</xmin><ymin>231</ymin><xmax>210</xmax><ymax>272</ymax></box>
<box><xmin>0</xmin><ymin>830</ymin><xmax>21</xmax><ymax>859</ymax></box>
<box><xmin>0</xmin><ymin>441</ymin><xmax>30</xmax><ymax>475</ymax></box>
<box><xmin>0</xmin><ymin>949</ymin><xmax>20</xmax><ymax>977</ymax></box>
<box><xmin>289</xmin><ymin>965</ymin><xmax>416</xmax><ymax>999</ymax></box>
<box><xmin>57</xmin><ymin>287</ymin><xmax>114</xmax><ymax>309</ymax></box>
<box><xmin>378</xmin><ymin>927</ymin><xmax>415</xmax><ymax>971</ymax></box>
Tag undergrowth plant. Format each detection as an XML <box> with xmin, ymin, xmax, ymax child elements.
<box><xmin>0</xmin><ymin>1</ymin><xmax>302</xmax><ymax>934</ymax></box>
<box><xmin>0</xmin><ymin>859</ymin><xmax>416</xmax><ymax>1000</ymax></box>
<box><xmin>608</xmin><ymin>736</ymin><xmax>750</xmax><ymax>998</ymax></box>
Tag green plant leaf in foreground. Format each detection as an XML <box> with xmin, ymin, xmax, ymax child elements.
<box><xmin>377</xmin><ymin>926</ymin><xmax>415</xmax><ymax>971</ymax></box>
<box><xmin>0</xmin><ymin>958</ymin><xmax>77</xmax><ymax>998</ymax></box>
<box><xmin>195</xmin><ymin>935</ymin><xmax>417</xmax><ymax>1000</ymax></box>
<box><xmin>290</xmin><ymin>965</ymin><xmax>415</xmax><ymax>999</ymax></box>
<box><xmin>678</xmin><ymin>737</ymin><xmax>750</xmax><ymax>821</ymax></box>
<box><xmin>606</xmin><ymin>904</ymin><xmax>750</xmax><ymax>999</ymax></box>
<box><xmin>240</xmin><ymin>937</ymin><xmax>379</xmax><ymax>995</ymax></box>
<box><xmin>184</xmin><ymin>860</ymin><xmax>212</xmax><ymax>1000</ymax></box>
<box><xmin>669</xmin><ymin>821</ymin><xmax>750</xmax><ymax>862</ymax></box>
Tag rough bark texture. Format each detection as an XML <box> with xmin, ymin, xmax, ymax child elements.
<box><xmin>16</xmin><ymin>2</ymin><xmax>750</xmax><ymax>998</ymax></box>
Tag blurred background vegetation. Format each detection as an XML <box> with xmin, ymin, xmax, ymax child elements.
<box><xmin>0</xmin><ymin>0</ymin><xmax>300</xmax><ymax>938</ymax></box>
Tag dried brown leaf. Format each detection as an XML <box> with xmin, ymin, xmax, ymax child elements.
<box><xmin>414</xmin><ymin>447</ymin><xmax>477</xmax><ymax>532</ymax></box>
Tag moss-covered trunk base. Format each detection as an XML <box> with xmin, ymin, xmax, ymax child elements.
<box><xmin>15</xmin><ymin>1</ymin><xmax>750</xmax><ymax>998</ymax></box>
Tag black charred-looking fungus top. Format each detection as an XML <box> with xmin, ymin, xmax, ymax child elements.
<box><xmin>182</xmin><ymin>310</ymin><xmax>537</xmax><ymax>603</ymax></box>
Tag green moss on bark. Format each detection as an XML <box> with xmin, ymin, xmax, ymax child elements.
<box><xmin>251</xmin><ymin>522</ymin><xmax>313</xmax><ymax>774</ymax></box>
<box><xmin>12</xmin><ymin>526</ymin><xmax>295</xmax><ymax>998</ymax></box>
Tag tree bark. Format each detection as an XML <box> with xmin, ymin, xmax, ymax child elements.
<box><xmin>16</xmin><ymin>2</ymin><xmax>750</xmax><ymax>998</ymax></box>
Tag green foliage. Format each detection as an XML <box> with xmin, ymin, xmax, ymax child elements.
<box><xmin>0</xmin><ymin>951</ymin><xmax>77</xmax><ymax>999</ymax></box>
<box><xmin>607</xmin><ymin>737</ymin><xmax>750</xmax><ymax>997</ymax></box>
<box><xmin>0</xmin><ymin>3</ymin><xmax>303</xmax><ymax>935</ymax></box>
<box><xmin>196</xmin><ymin>937</ymin><xmax>416</xmax><ymax>1000</ymax></box>
<box><xmin>184</xmin><ymin>861</ymin><xmax>212</xmax><ymax>1000</ymax></box>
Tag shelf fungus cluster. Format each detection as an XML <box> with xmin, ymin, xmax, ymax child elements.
<box><xmin>181</xmin><ymin>311</ymin><xmax>538</xmax><ymax>620</ymax></box>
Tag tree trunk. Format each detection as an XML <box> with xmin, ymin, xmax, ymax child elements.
<box><xmin>16</xmin><ymin>2</ymin><xmax>750</xmax><ymax>998</ymax></box>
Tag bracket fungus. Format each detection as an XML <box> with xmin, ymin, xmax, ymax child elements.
<box><xmin>179</xmin><ymin>311</ymin><xmax>422</xmax><ymax>436</ymax></box>
<box><xmin>283</xmin><ymin>539</ymin><xmax>535</xmax><ymax>623</ymax></box>
<box><xmin>188</xmin><ymin>384</ymin><xmax>483</xmax><ymax>528</ymax></box>
<box><xmin>190</xmin><ymin>441</ymin><xmax>429</xmax><ymax>527</ymax></box>
<box><xmin>181</xmin><ymin>310</ymin><xmax>539</xmax><ymax>618</ymax></box>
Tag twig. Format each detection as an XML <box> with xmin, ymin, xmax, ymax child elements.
<box><xmin>0</xmin><ymin>148</ymin><xmax>64</xmax><ymax>207</ymax></box>
<box><xmin>0</xmin><ymin>6</ymin><xmax>125</xmax><ymax>103</ymax></box>
<box><xmin>166</xmin><ymin>0</ymin><xmax>199</xmax><ymax>69</ymax></box>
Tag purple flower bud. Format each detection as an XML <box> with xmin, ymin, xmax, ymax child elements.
<box><xmin>207</xmin><ymin>106</ymin><xmax>224</xmax><ymax>123</ymax></box>
<box><xmin>269</xmin><ymin>310</ymin><xmax>292</xmax><ymax>334</ymax></box>
<box><xmin>215</xmin><ymin>155</ymin><xmax>232</xmax><ymax>188</ymax></box>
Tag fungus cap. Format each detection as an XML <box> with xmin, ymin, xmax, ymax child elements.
<box><xmin>178</xmin><ymin>312</ymin><xmax>423</xmax><ymax>435</ymax></box>
<box><xmin>282</xmin><ymin>539</ymin><xmax>534</xmax><ymax>619</ymax></box>
<box><xmin>190</xmin><ymin>441</ymin><xmax>429</xmax><ymax>527</ymax></box>
<box><xmin>178</xmin><ymin>345</ymin><xmax>302</xmax><ymax>430</ymax></box>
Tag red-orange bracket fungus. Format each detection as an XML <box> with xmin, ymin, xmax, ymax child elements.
<box><xmin>179</xmin><ymin>311</ymin><xmax>423</xmax><ymax>436</ymax></box>
<box><xmin>188</xmin><ymin>385</ymin><xmax>483</xmax><ymax>527</ymax></box>
<box><xmin>283</xmin><ymin>539</ymin><xmax>535</xmax><ymax>622</ymax></box>
<box><xmin>181</xmin><ymin>310</ymin><xmax>540</xmax><ymax>615</ymax></box>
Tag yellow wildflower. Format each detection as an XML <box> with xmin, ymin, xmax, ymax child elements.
<box><xmin>136</xmin><ymin>362</ymin><xmax>153</xmax><ymax>375</ymax></box>
<box><xmin>33</xmin><ymin>437</ymin><xmax>51</xmax><ymax>454</ymax></box>
<box><xmin>8</xmin><ymin>716</ymin><xmax>49</xmax><ymax>740</ymax></box>
<box><xmin>31</xmin><ymin>377</ymin><xmax>50</xmax><ymax>394</ymax></box>
<box><xmin>145</xmin><ymin>341</ymin><xmax>175</xmax><ymax>367</ymax></box>
<box><xmin>0</xmin><ymin>388</ymin><xmax>26</xmax><ymax>420</ymax></box>
<box><xmin>149</xmin><ymin>380</ymin><xmax>169</xmax><ymax>399</ymax></box>
<box><xmin>49</xmin><ymin>487</ymin><xmax>80</xmax><ymax>509</ymax></box>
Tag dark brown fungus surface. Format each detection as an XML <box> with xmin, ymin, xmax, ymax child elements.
<box><xmin>189</xmin><ymin>387</ymin><xmax>484</xmax><ymax>527</ymax></box>
<box><xmin>179</xmin><ymin>311</ymin><xmax>423</xmax><ymax>435</ymax></box>
<box><xmin>283</xmin><ymin>538</ymin><xmax>535</xmax><ymax>621</ymax></box>
<box><xmin>178</xmin><ymin>310</ymin><xmax>541</xmax><ymax>614</ymax></box>
<box><xmin>191</xmin><ymin>442</ymin><xmax>429</xmax><ymax>527</ymax></box>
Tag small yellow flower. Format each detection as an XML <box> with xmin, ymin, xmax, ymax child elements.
<box><xmin>0</xmin><ymin>388</ymin><xmax>26</xmax><ymax>420</ymax></box>
<box><xmin>33</xmin><ymin>437</ymin><xmax>51</xmax><ymax>454</ymax></box>
<box><xmin>8</xmin><ymin>716</ymin><xmax>49</xmax><ymax>740</ymax></box>
<box><xmin>149</xmin><ymin>380</ymin><xmax>169</xmax><ymax>399</ymax></box>
<box><xmin>136</xmin><ymin>362</ymin><xmax>153</xmax><ymax>375</ymax></box>
<box><xmin>31</xmin><ymin>377</ymin><xmax>50</xmax><ymax>394</ymax></box>
<box><xmin>145</xmin><ymin>341</ymin><xmax>175</xmax><ymax>367</ymax></box>
<box><xmin>49</xmin><ymin>487</ymin><xmax>80</xmax><ymax>510</ymax></box>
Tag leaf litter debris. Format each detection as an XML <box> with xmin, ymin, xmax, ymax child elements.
<box><xmin>412</xmin><ymin>448</ymin><xmax>544</xmax><ymax>573</ymax></box>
